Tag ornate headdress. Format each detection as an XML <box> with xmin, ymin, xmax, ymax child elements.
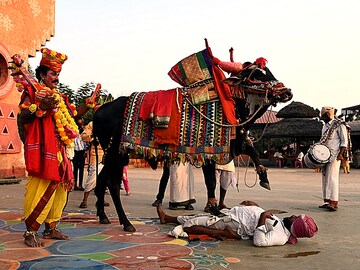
<box><xmin>40</xmin><ymin>48</ymin><xmax>68</xmax><ymax>73</ymax></box>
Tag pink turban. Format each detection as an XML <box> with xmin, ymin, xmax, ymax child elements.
<box><xmin>288</xmin><ymin>214</ymin><xmax>318</xmax><ymax>244</ymax></box>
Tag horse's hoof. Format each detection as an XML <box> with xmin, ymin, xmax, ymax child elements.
<box><xmin>260</xmin><ymin>181</ymin><xmax>271</xmax><ymax>190</ymax></box>
<box><xmin>152</xmin><ymin>199</ymin><xmax>162</xmax><ymax>207</ymax></box>
<box><xmin>99</xmin><ymin>217</ymin><xmax>111</xmax><ymax>224</ymax></box>
<box><xmin>124</xmin><ymin>224</ymin><xmax>136</xmax><ymax>232</ymax></box>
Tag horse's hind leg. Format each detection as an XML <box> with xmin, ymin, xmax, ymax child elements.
<box><xmin>108</xmin><ymin>178</ymin><xmax>136</xmax><ymax>232</ymax></box>
<box><xmin>202</xmin><ymin>161</ymin><xmax>218</xmax><ymax>212</ymax></box>
<box><xmin>95</xmin><ymin>170</ymin><xmax>111</xmax><ymax>224</ymax></box>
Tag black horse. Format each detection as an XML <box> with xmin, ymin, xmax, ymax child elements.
<box><xmin>93</xmin><ymin>58</ymin><xmax>292</xmax><ymax>232</ymax></box>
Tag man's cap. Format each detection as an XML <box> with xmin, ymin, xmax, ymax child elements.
<box><xmin>40</xmin><ymin>48</ymin><xmax>68</xmax><ymax>73</ymax></box>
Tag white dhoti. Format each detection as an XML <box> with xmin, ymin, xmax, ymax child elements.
<box><xmin>169</xmin><ymin>162</ymin><xmax>195</xmax><ymax>204</ymax></box>
<box><xmin>83</xmin><ymin>164</ymin><xmax>104</xmax><ymax>192</ymax></box>
<box><xmin>215</xmin><ymin>160</ymin><xmax>237</xmax><ymax>190</ymax></box>
<box><xmin>322</xmin><ymin>159</ymin><xmax>341</xmax><ymax>201</ymax></box>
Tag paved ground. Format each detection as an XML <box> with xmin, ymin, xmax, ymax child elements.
<box><xmin>0</xmin><ymin>166</ymin><xmax>359</xmax><ymax>269</ymax></box>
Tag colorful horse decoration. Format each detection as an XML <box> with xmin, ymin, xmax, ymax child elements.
<box><xmin>93</xmin><ymin>40</ymin><xmax>292</xmax><ymax>232</ymax></box>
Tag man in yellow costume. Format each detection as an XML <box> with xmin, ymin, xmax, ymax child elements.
<box><xmin>16</xmin><ymin>48</ymin><xmax>97</xmax><ymax>247</ymax></box>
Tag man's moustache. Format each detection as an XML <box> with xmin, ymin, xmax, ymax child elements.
<box><xmin>52</xmin><ymin>80</ymin><xmax>59</xmax><ymax>83</ymax></box>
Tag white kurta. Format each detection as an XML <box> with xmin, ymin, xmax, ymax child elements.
<box><xmin>169</xmin><ymin>162</ymin><xmax>195</xmax><ymax>203</ymax></box>
<box><xmin>321</xmin><ymin>120</ymin><xmax>348</xmax><ymax>201</ymax></box>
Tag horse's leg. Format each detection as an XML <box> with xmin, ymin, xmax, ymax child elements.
<box><xmin>95</xmin><ymin>168</ymin><xmax>110</xmax><ymax>224</ymax></box>
<box><xmin>202</xmin><ymin>161</ymin><xmax>217</xmax><ymax>212</ymax></box>
<box><xmin>107</xmin><ymin>165</ymin><xmax>136</xmax><ymax>232</ymax></box>
<box><xmin>243</xmin><ymin>143</ymin><xmax>271</xmax><ymax>190</ymax></box>
<box><xmin>152</xmin><ymin>162</ymin><xmax>170</xmax><ymax>206</ymax></box>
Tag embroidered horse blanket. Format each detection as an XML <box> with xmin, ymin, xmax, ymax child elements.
<box><xmin>121</xmin><ymin>89</ymin><xmax>236</xmax><ymax>165</ymax></box>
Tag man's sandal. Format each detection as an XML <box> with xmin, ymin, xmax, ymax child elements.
<box><xmin>326</xmin><ymin>204</ymin><xmax>338</xmax><ymax>211</ymax></box>
<box><xmin>43</xmin><ymin>228</ymin><xmax>70</xmax><ymax>240</ymax></box>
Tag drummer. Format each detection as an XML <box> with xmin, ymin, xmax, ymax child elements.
<box><xmin>318</xmin><ymin>106</ymin><xmax>350</xmax><ymax>211</ymax></box>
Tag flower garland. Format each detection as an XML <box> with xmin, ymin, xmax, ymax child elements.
<box><xmin>18</xmin><ymin>86</ymin><xmax>79</xmax><ymax>148</ymax></box>
<box><xmin>53</xmin><ymin>92</ymin><xmax>79</xmax><ymax>147</ymax></box>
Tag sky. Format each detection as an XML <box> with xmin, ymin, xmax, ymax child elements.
<box><xmin>29</xmin><ymin>0</ymin><xmax>360</xmax><ymax>114</ymax></box>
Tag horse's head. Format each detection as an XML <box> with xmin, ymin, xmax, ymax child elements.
<box><xmin>222</xmin><ymin>58</ymin><xmax>292</xmax><ymax>115</ymax></box>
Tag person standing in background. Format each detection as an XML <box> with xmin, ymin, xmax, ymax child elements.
<box><xmin>122</xmin><ymin>166</ymin><xmax>130</xmax><ymax>195</ymax></box>
<box><xmin>215</xmin><ymin>160</ymin><xmax>237</xmax><ymax>210</ymax></box>
<box><xmin>72</xmin><ymin>120</ymin><xmax>86</xmax><ymax>191</ymax></box>
<box><xmin>79</xmin><ymin>121</ymin><xmax>109</xmax><ymax>208</ymax></box>
<box><xmin>341</xmin><ymin>124</ymin><xmax>352</xmax><ymax>174</ymax></box>
<box><xmin>318</xmin><ymin>106</ymin><xmax>350</xmax><ymax>211</ymax></box>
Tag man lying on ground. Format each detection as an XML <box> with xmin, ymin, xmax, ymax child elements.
<box><xmin>156</xmin><ymin>200</ymin><xmax>318</xmax><ymax>247</ymax></box>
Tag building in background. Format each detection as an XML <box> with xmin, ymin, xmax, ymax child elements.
<box><xmin>0</xmin><ymin>1</ymin><xmax>56</xmax><ymax>178</ymax></box>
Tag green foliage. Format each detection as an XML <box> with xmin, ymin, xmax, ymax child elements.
<box><xmin>58</xmin><ymin>83</ymin><xmax>75</xmax><ymax>102</ymax></box>
<box><xmin>27</xmin><ymin>63</ymin><xmax>114</xmax><ymax>125</ymax></box>
<box><xmin>57</xmin><ymin>82</ymin><xmax>114</xmax><ymax>125</ymax></box>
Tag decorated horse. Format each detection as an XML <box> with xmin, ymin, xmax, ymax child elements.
<box><xmin>93</xmin><ymin>41</ymin><xmax>292</xmax><ymax>232</ymax></box>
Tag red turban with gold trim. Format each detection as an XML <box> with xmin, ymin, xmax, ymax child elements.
<box><xmin>40</xmin><ymin>48</ymin><xmax>68</xmax><ymax>73</ymax></box>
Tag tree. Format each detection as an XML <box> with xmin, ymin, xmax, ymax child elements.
<box><xmin>58</xmin><ymin>83</ymin><xmax>74</xmax><ymax>102</ymax></box>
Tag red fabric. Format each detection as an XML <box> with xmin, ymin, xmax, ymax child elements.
<box><xmin>58</xmin><ymin>141</ymin><xmax>74</xmax><ymax>189</ymax></box>
<box><xmin>150</xmin><ymin>90</ymin><xmax>175</xmax><ymax>120</ymax></box>
<box><xmin>211</xmin><ymin>65</ymin><xmax>238</xmax><ymax>125</ymax></box>
<box><xmin>139</xmin><ymin>92</ymin><xmax>158</xmax><ymax>120</ymax></box>
<box><xmin>168</xmin><ymin>64</ymin><xmax>185</xmax><ymax>86</ymax></box>
<box><xmin>188</xmin><ymin>234</ymin><xmax>215</xmax><ymax>241</ymax></box>
<box><xmin>139</xmin><ymin>90</ymin><xmax>175</xmax><ymax>124</ymax></box>
<box><xmin>255</xmin><ymin>57</ymin><xmax>267</xmax><ymax>69</ymax></box>
<box><xmin>288</xmin><ymin>214</ymin><xmax>318</xmax><ymax>244</ymax></box>
<box><xmin>23</xmin><ymin>86</ymin><xmax>60</xmax><ymax>181</ymax></box>
<box><xmin>154</xmin><ymin>91</ymin><xmax>182</xmax><ymax>145</ymax></box>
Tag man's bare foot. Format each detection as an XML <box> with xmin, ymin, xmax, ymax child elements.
<box><xmin>224</xmin><ymin>226</ymin><xmax>240</xmax><ymax>240</ymax></box>
<box><xmin>43</xmin><ymin>228</ymin><xmax>70</xmax><ymax>240</ymax></box>
<box><xmin>24</xmin><ymin>231</ymin><xmax>45</xmax><ymax>247</ymax></box>
<box><xmin>156</xmin><ymin>205</ymin><xmax>166</xmax><ymax>224</ymax></box>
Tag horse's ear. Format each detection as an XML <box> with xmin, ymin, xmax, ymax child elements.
<box><xmin>222</xmin><ymin>76</ymin><xmax>242</xmax><ymax>86</ymax></box>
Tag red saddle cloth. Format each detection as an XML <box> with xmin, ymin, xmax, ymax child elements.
<box><xmin>138</xmin><ymin>89</ymin><xmax>182</xmax><ymax>146</ymax></box>
<box><xmin>139</xmin><ymin>89</ymin><xmax>176</xmax><ymax>128</ymax></box>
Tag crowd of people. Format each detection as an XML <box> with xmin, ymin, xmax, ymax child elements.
<box><xmin>13</xmin><ymin>46</ymin><xmax>352</xmax><ymax>249</ymax></box>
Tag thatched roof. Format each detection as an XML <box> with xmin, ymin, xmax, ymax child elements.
<box><xmin>276</xmin><ymin>101</ymin><xmax>320</xmax><ymax>119</ymax></box>
<box><xmin>348</xmin><ymin>120</ymin><xmax>360</xmax><ymax>135</ymax></box>
<box><xmin>263</xmin><ymin>118</ymin><xmax>323</xmax><ymax>138</ymax></box>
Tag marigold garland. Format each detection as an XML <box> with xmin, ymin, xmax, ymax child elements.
<box><xmin>11</xmin><ymin>55</ymin><xmax>77</xmax><ymax>149</ymax></box>
<box><xmin>53</xmin><ymin>92</ymin><xmax>79</xmax><ymax>147</ymax></box>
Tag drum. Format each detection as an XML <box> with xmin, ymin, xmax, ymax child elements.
<box><xmin>303</xmin><ymin>144</ymin><xmax>331</xmax><ymax>169</ymax></box>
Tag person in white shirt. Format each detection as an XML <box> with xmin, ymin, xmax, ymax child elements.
<box><xmin>319</xmin><ymin>106</ymin><xmax>350</xmax><ymax>211</ymax></box>
<box><xmin>156</xmin><ymin>201</ymin><xmax>318</xmax><ymax>247</ymax></box>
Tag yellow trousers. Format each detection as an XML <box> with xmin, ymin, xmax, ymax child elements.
<box><xmin>24</xmin><ymin>176</ymin><xmax>67</xmax><ymax>227</ymax></box>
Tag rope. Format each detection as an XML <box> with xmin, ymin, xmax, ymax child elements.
<box><xmin>252</xmin><ymin>105</ymin><xmax>273</xmax><ymax>143</ymax></box>
<box><xmin>235</xmin><ymin>155</ymin><xmax>257</xmax><ymax>191</ymax></box>
<box><xmin>183</xmin><ymin>94</ymin><xmax>266</xmax><ymax>128</ymax></box>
